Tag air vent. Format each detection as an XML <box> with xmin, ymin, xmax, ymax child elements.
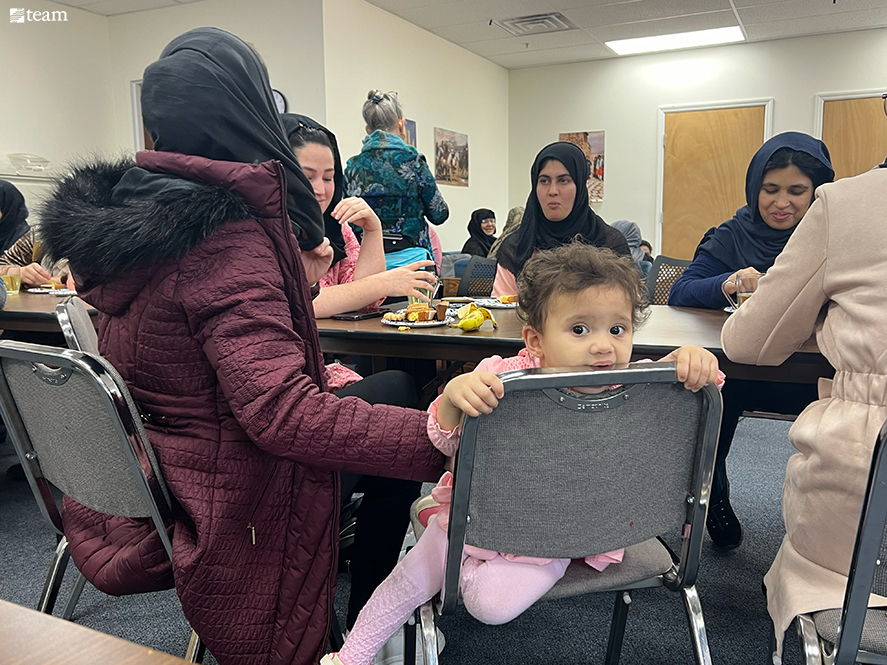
<box><xmin>492</xmin><ymin>12</ymin><xmax>578</xmax><ymax>37</ymax></box>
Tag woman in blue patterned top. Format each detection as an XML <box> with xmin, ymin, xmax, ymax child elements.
<box><xmin>344</xmin><ymin>90</ymin><xmax>449</xmax><ymax>270</ymax></box>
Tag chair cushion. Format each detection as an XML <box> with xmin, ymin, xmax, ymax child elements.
<box><xmin>62</xmin><ymin>496</ymin><xmax>174</xmax><ymax>596</ymax></box>
<box><xmin>813</xmin><ymin>607</ymin><xmax>887</xmax><ymax>655</ymax></box>
<box><xmin>541</xmin><ymin>538</ymin><xmax>674</xmax><ymax>600</ymax></box>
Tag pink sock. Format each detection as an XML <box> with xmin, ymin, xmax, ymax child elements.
<box><xmin>338</xmin><ymin>518</ymin><xmax>449</xmax><ymax>665</ymax></box>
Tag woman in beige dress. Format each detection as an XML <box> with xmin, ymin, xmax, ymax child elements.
<box><xmin>721</xmin><ymin>156</ymin><xmax>887</xmax><ymax>660</ymax></box>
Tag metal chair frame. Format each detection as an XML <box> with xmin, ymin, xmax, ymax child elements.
<box><xmin>793</xmin><ymin>420</ymin><xmax>887</xmax><ymax>665</ymax></box>
<box><xmin>455</xmin><ymin>256</ymin><xmax>497</xmax><ymax>298</ymax></box>
<box><xmin>645</xmin><ymin>255</ymin><xmax>692</xmax><ymax>305</ymax></box>
<box><xmin>405</xmin><ymin>363</ymin><xmax>722</xmax><ymax>665</ymax></box>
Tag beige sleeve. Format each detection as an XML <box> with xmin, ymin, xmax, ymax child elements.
<box><xmin>721</xmin><ymin>194</ymin><xmax>829</xmax><ymax>366</ymax></box>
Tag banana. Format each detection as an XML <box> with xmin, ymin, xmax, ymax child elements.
<box><xmin>450</xmin><ymin>303</ymin><xmax>498</xmax><ymax>332</ymax></box>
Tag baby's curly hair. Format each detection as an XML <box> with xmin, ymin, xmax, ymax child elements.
<box><xmin>517</xmin><ymin>242</ymin><xmax>650</xmax><ymax>331</ymax></box>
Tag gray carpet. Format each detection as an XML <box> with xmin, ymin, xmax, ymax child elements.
<box><xmin>0</xmin><ymin>417</ymin><xmax>803</xmax><ymax>664</ymax></box>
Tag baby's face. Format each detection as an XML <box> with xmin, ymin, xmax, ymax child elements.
<box><xmin>532</xmin><ymin>285</ymin><xmax>634</xmax><ymax>373</ymax></box>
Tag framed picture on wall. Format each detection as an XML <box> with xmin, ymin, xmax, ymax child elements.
<box><xmin>434</xmin><ymin>127</ymin><xmax>468</xmax><ymax>187</ymax></box>
<box><xmin>404</xmin><ymin>119</ymin><xmax>417</xmax><ymax>147</ymax></box>
<box><xmin>559</xmin><ymin>130</ymin><xmax>605</xmax><ymax>201</ymax></box>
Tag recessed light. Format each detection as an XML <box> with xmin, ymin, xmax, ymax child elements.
<box><xmin>605</xmin><ymin>26</ymin><xmax>744</xmax><ymax>56</ymax></box>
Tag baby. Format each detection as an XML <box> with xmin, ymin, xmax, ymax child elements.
<box><xmin>322</xmin><ymin>242</ymin><xmax>723</xmax><ymax>665</ymax></box>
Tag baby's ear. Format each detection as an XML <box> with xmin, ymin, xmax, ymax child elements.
<box><xmin>522</xmin><ymin>326</ymin><xmax>544</xmax><ymax>359</ymax></box>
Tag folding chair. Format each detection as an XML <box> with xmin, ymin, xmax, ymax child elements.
<box><xmin>645</xmin><ymin>255</ymin><xmax>692</xmax><ymax>305</ymax></box>
<box><xmin>404</xmin><ymin>362</ymin><xmax>721</xmax><ymax>665</ymax></box>
<box><xmin>56</xmin><ymin>295</ymin><xmax>98</xmax><ymax>353</ymax></box>
<box><xmin>0</xmin><ymin>339</ymin><xmax>204</xmax><ymax>662</ymax></box>
<box><xmin>791</xmin><ymin>419</ymin><xmax>887</xmax><ymax>665</ymax></box>
<box><xmin>455</xmin><ymin>256</ymin><xmax>497</xmax><ymax>297</ymax></box>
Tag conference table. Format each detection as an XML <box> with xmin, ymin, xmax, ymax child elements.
<box><xmin>0</xmin><ymin>599</ymin><xmax>189</xmax><ymax>664</ymax></box>
<box><xmin>0</xmin><ymin>293</ymin><xmax>832</xmax><ymax>384</ymax></box>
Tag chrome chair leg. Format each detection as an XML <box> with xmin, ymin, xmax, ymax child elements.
<box><xmin>61</xmin><ymin>571</ymin><xmax>87</xmax><ymax>620</ymax></box>
<box><xmin>403</xmin><ymin>610</ymin><xmax>417</xmax><ymax>665</ymax></box>
<box><xmin>185</xmin><ymin>630</ymin><xmax>205</xmax><ymax>663</ymax></box>
<box><xmin>37</xmin><ymin>536</ymin><xmax>71</xmax><ymax>614</ymax></box>
<box><xmin>604</xmin><ymin>590</ymin><xmax>632</xmax><ymax>665</ymax></box>
<box><xmin>795</xmin><ymin>614</ymin><xmax>823</xmax><ymax>665</ymax></box>
<box><xmin>682</xmin><ymin>585</ymin><xmax>713</xmax><ymax>665</ymax></box>
<box><xmin>418</xmin><ymin>601</ymin><xmax>438</xmax><ymax>665</ymax></box>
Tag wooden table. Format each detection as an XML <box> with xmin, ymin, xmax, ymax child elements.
<box><xmin>317</xmin><ymin>304</ymin><xmax>832</xmax><ymax>384</ymax></box>
<box><xmin>0</xmin><ymin>291</ymin><xmax>96</xmax><ymax>333</ymax></box>
<box><xmin>0</xmin><ymin>599</ymin><xmax>189</xmax><ymax>664</ymax></box>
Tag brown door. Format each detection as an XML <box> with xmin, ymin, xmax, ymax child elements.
<box><xmin>662</xmin><ymin>106</ymin><xmax>766</xmax><ymax>259</ymax></box>
<box><xmin>822</xmin><ymin>96</ymin><xmax>887</xmax><ymax>180</ymax></box>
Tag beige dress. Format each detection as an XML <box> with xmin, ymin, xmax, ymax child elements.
<box><xmin>721</xmin><ymin>166</ymin><xmax>887</xmax><ymax>655</ymax></box>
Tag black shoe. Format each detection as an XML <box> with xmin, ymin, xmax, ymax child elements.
<box><xmin>707</xmin><ymin>497</ymin><xmax>743</xmax><ymax>550</ymax></box>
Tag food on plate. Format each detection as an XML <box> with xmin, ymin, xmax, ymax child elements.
<box><xmin>450</xmin><ymin>302</ymin><xmax>497</xmax><ymax>332</ymax></box>
<box><xmin>436</xmin><ymin>301</ymin><xmax>450</xmax><ymax>320</ymax></box>
<box><xmin>499</xmin><ymin>294</ymin><xmax>518</xmax><ymax>304</ymax></box>
<box><xmin>383</xmin><ymin>312</ymin><xmax>406</xmax><ymax>322</ymax></box>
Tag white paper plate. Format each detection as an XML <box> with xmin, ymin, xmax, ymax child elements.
<box><xmin>27</xmin><ymin>288</ymin><xmax>76</xmax><ymax>296</ymax></box>
<box><xmin>381</xmin><ymin>316</ymin><xmax>452</xmax><ymax>328</ymax></box>
<box><xmin>473</xmin><ymin>298</ymin><xmax>517</xmax><ymax>309</ymax></box>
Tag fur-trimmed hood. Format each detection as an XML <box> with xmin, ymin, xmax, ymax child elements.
<box><xmin>40</xmin><ymin>155</ymin><xmax>254</xmax><ymax>292</ymax></box>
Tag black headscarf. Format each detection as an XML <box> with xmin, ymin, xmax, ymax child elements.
<box><xmin>280</xmin><ymin>113</ymin><xmax>348</xmax><ymax>266</ymax></box>
<box><xmin>698</xmin><ymin>131</ymin><xmax>834</xmax><ymax>271</ymax></box>
<box><xmin>498</xmin><ymin>142</ymin><xmax>628</xmax><ymax>276</ymax></box>
<box><xmin>464</xmin><ymin>208</ymin><xmax>496</xmax><ymax>256</ymax></box>
<box><xmin>136</xmin><ymin>27</ymin><xmax>324</xmax><ymax>252</ymax></box>
<box><xmin>0</xmin><ymin>180</ymin><xmax>30</xmax><ymax>254</ymax></box>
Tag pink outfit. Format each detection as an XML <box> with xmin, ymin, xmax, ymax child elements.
<box><xmin>491</xmin><ymin>263</ymin><xmax>518</xmax><ymax>298</ymax></box>
<box><xmin>427</xmin><ymin>224</ymin><xmax>443</xmax><ymax>274</ymax></box>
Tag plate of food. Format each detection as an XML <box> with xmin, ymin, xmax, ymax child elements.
<box><xmin>27</xmin><ymin>288</ymin><xmax>77</xmax><ymax>296</ymax></box>
<box><xmin>381</xmin><ymin>302</ymin><xmax>453</xmax><ymax>328</ymax></box>
<box><xmin>473</xmin><ymin>296</ymin><xmax>518</xmax><ymax>309</ymax></box>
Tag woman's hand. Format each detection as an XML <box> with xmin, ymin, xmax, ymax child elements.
<box><xmin>659</xmin><ymin>345</ymin><xmax>719</xmax><ymax>392</ymax></box>
<box><xmin>331</xmin><ymin>197</ymin><xmax>382</xmax><ymax>234</ymax></box>
<box><xmin>20</xmin><ymin>262</ymin><xmax>52</xmax><ymax>287</ymax></box>
<box><xmin>723</xmin><ymin>268</ymin><xmax>763</xmax><ymax>294</ymax></box>
<box><xmin>374</xmin><ymin>260</ymin><xmax>437</xmax><ymax>301</ymax></box>
<box><xmin>436</xmin><ymin>371</ymin><xmax>505</xmax><ymax>430</ymax></box>
<box><xmin>300</xmin><ymin>238</ymin><xmax>334</xmax><ymax>285</ymax></box>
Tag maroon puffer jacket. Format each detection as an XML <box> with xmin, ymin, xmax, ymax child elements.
<box><xmin>43</xmin><ymin>152</ymin><xmax>443</xmax><ymax>664</ymax></box>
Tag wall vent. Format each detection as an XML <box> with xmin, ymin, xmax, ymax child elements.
<box><xmin>492</xmin><ymin>12</ymin><xmax>578</xmax><ymax>37</ymax></box>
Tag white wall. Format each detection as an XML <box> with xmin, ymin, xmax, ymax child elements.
<box><xmin>323</xmin><ymin>0</ymin><xmax>510</xmax><ymax>252</ymax></box>
<box><xmin>509</xmin><ymin>28</ymin><xmax>887</xmax><ymax>250</ymax></box>
<box><xmin>106</xmin><ymin>0</ymin><xmax>327</xmax><ymax>153</ymax></box>
<box><xmin>0</xmin><ymin>0</ymin><xmax>116</xmax><ymax>215</ymax></box>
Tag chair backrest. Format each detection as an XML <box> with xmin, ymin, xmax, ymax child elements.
<box><xmin>56</xmin><ymin>296</ymin><xmax>98</xmax><ymax>353</ymax></box>
<box><xmin>831</xmin><ymin>419</ymin><xmax>887</xmax><ymax>664</ymax></box>
<box><xmin>0</xmin><ymin>340</ymin><xmax>174</xmax><ymax>558</ymax></box>
<box><xmin>440</xmin><ymin>253</ymin><xmax>472</xmax><ymax>279</ymax></box>
<box><xmin>442</xmin><ymin>363</ymin><xmax>721</xmax><ymax>612</ymax></box>
<box><xmin>452</xmin><ymin>257</ymin><xmax>470</xmax><ymax>280</ymax></box>
<box><xmin>456</xmin><ymin>256</ymin><xmax>498</xmax><ymax>297</ymax></box>
<box><xmin>645</xmin><ymin>255</ymin><xmax>692</xmax><ymax>305</ymax></box>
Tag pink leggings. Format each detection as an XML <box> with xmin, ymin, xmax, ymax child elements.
<box><xmin>337</xmin><ymin>516</ymin><xmax>569</xmax><ymax>665</ymax></box>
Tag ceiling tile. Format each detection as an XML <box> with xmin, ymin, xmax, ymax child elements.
<box><xmin>744</xmin><ymin>7</ymin><xmax>887</xmax><ymax>39</ymax></box>
<box><xmin>394</xmin><ymin>0</ymin><xmax>554</xmax><ymax>29</ymax></box>
<box><xmin>565</xmin><ymin>0</ymin><xmax>733</xmax><ymax>29</ymax></box>
<box><xmin>433</xmin><ymin>21</ymin><xmax>515</xmax><ymax>44</ymax></box>
<box><xmin>77</xmin><ymin>0</ymin><xmax>178</xmax><ymax>14</ymax></box>
<box><xmin>738</xmin><ymin>0</ymin><xmax>887</xmax><ymax>24</ymax></box>
<box><xmin>46</xmin><ymin>0</ymin><xmax>101</xmax><ymax>8</ymax></box>
<box><xmin>364</xmin><ymin>0</ymin><xmax>437</xmax><ymax>12</ymax></box>
<box><xmin>586</xmin><ymin>10</ymin><xmax>739</xmax><ymax>42</ymax></box>
<box><xmin>468</xmin><ymin>29</ymin><xmax>598</xmax><ymax>56</ymax></box>
<box><xmin>488</xmin><ymin>42</ymin><xmax>613</xmax><ymax>68</ymax></box>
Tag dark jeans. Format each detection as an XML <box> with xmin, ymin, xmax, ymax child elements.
<box><xmin>335</xmin><ymin>370</ymin><xmax>423</xmax><ymax>628</ymax></box>
<box><xmin>712</xmin><ymin>379</ymin><xmax>819</xmax><ymax>503</ymax></box>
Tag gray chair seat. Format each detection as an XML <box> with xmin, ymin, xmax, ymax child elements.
<box><xmin>813</xmin><ymin>607</ymin><xmax>887</xmax><ymax>656</ymax></box>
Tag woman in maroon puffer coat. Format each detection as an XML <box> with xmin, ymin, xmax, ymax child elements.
<box><xmin>39</xmin><ymin>27</ymin><xmax>442</xmax><ymax>665</ymax></box>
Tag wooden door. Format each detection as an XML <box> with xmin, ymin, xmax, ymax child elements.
<box><xmin>662</xmin><ymin>106</ymin><xmax>765</xmax><ymax>259</ymax></box>
<box><xmin>822</xmin><ymin>96</ymin><xmax>887</xmax><ymax>180</ymax></box>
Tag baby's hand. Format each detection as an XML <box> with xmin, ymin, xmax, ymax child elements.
<box><xmin>659</xmin><ymin>345</ymin><xmax>719</xmax><ymax>392</ymax></box>
<box><xmin>437</xmin><ymin>371</ymin><xmax>504</xmax><ymax>430</ymax></box>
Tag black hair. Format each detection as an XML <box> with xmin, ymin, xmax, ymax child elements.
<box><xmin>288</xmin><ymin>125</ymin><xmax>332</xmax><ymax>153</ymax></box>
<box><xmin>763</xmin><ymin>147</ymin><xmax>833</xmax><ymax>191</ymax></box>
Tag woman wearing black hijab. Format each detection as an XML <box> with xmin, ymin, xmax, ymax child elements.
<box><xmin>0</xmin><ymin>181</ymin><xmax>30</xmax><ymax>255</ymax></box>
<box><xmin>493</xmin><ymin>142</ymin><xmax>629</xmax><ymax>296</ymax></box>
<box><xmin>461</xmin><ymin>208</ymin><xmax>496</xmax><ymax>257</ymax></box>
<box><xmin>40</xmin><ymin>27</ymin><xmax>442</xmax><ymax>665</ymax></box>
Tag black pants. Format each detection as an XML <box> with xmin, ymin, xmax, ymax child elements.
<box><xmin>712</xmin><ymin>379</ymin><xmax>819</xmax><ymax>503</ymax></box>
<box><xmin>335</xmin><ymin>370</ymin><xmax>423</xmax><ymax>628</ymax></box>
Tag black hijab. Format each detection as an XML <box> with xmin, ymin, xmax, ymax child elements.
<box><xmin>0</xmin><ymin>180</ymin><xmax>30</xmax><ymax>254</ymax></box>
<box><xmin>280</xmin><ymin>113</ymin><xmax>348</xmax><ymax>266</ymax></box>
<box><xmin>698</xmin><ymin>132</ymin><xmax>834</xmax><ymax>271</ymax></box>
<box><xmin>498</xmin><ymin>142</ymin><xmax>628</xmax><ymax>276</ymax></box>
<box><xmin>464</xmin><ymin>208</ymin><xmax>496</xmax><ymax>256</ymax></box>
<box><xmin>135</xmin><ymin>27</ymin><xmax>324</xmax><ymax>252</ymax></box>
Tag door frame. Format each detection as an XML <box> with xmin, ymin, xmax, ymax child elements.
<box><xmin>655</xmin><ymin>98</ymin><xmax>773</xmax><ymax>254</ymax></box>
<box><xmin>130</xmin><ymin>80</ymin><xmax>145</xmax><ymax>152</ymax></box>
<box><xmin>813</xmin><ymin>88</ymin><xmax>885</xmax><ymax>138</ymax></box>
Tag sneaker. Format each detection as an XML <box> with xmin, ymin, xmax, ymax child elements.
<box><xmin>706</xmin><ymin>497</ymin><xmax>743</xmax><ymax>550</ymax></box>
